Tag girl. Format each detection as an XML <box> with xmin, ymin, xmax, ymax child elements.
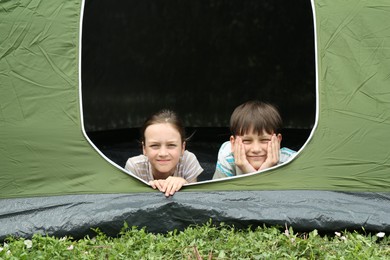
<box><xmin>125</xmin><ymin>109</ymin><xmax>203</xmax><ymax>196</ymax></box>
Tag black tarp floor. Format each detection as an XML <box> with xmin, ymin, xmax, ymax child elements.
<box><xmin>87</xmin><ymin>127</ymin><xmax>312</xmax><ymax>181</ymax></box>
<box><xmin>2</xmin><ymin>190</ymin><xmax>389</xmax><ymax>241</ymax></box>
<box><xmin>4</xmin><ymin>128</ymin><xmax>390</xmax><ymax>241</ymax></box>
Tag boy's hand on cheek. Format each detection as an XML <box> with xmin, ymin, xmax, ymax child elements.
<box><xmin>233</xmin><ymin>137</ymin><xmax>256</xmax><ymax>173</ymax></box>
<box><xmin>260</xmin><ymin>134</ymin><xmax>280</xmax><ymax>170</ymax></box>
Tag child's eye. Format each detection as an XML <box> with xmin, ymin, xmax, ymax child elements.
<box><xmin>261</xmin><ymin>139</ymin><xmax>271</xmax><ymax>143</ymax></box>
<box><xmin>242</xmin><ymin>140</ymin><xmax>251</xmax><ymax>144</ymax></box>
<box><xmin>150</xmin><ymin>144</ymin><xmax>160</xmax><ymax>149</ymax></box>
<box><xmin>167</xmin><ymin>144</ymin><xmax>177</xmax><ymax>148</ymax></box>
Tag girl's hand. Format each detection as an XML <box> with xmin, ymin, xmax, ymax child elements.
<box><xmin>149</xmin><ymin>177</ymin><xmax>187</xmax><ymax>197</ymax></box>
<box><xmin>259</xmin><ymin>134</ymin><xmax>281</xmax><ymax>170</ymax></box>
<box><xmin>149</xmin><ymin>179</ymin><xmax>165</xmax><ymax>192</ymax></box>
<box><xmin>233</xmin><ymin>136</ymin><xmax>256</xmax><ymax>174</ymax></box>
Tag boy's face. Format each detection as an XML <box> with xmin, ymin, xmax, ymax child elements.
<box><xmin>230</xmin><ymin>129</ymin><xmax>282</xmax><ymax>170</ymax></box>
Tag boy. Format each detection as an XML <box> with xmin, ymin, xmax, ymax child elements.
<box><xmin>212</xmin><ymin>100</ymin><xmax>296</xmax><ymax>179</ymax></box>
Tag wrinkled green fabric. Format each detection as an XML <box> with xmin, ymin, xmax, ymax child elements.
<box><xmin>0</xmin><ymin>1</ymin><xmax>150</xmax><ymax>198</ymax></box>
<box><xmin>0</xmin><ymin>0</ymin><xmax>389</xmax><ymax>199</ymax></box>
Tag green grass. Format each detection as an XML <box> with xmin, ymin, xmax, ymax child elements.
<box><xmin>1</xmin><ymin>222</ymin><xmax>389</xmax><ymax>259</ymax></box>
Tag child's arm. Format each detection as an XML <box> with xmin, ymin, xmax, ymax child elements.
<box><xmin>212</xmin><ymin>142</ymin><xmax>236</xmax><ymax>179</ymax></box>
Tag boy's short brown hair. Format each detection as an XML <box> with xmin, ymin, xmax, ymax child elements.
<box><xmin>230</xmin><ymin>100</ymin><xmax>282</xmax><ymax>136</ymax></box>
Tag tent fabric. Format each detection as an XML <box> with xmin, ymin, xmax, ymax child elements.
<box><xmin>1</xmin><ymin>0</ymin><xmax>389</xmax><ymax>198</ymax></box>
<box><xmin>0</xmin><ymin>0</ymin><xmax>151</xmax><ymax>198</ymax></box>
<box><xmin>1</xmin><ymin>191</ymin><xmax>389</xmax><ymax>241</ymax></box>
<box><xmin>0</xmin><ymin>0</ymin><xmax>390</xmax><ymax>238</ymax></box>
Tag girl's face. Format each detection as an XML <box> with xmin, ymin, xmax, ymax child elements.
<box><xmin>143</xmin><ymin>123</ymin><xmax>185</xmax><ymax>178</ymax></box>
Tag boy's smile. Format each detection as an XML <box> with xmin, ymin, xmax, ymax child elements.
<box><xmin>247</xmin><ymin>155</ymin><xmax>266</xmax><ymax>160</ymax></box>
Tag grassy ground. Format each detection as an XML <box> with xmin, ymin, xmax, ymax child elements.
<box><xmin>1</xmin><ymin>222</ymin><xmax>389</xmax><ymax>259</ymax></box>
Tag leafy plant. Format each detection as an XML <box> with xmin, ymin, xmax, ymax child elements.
<box><xmin>0</xmin><ymin>221</ymin><xmax>389</xmax><ymax>259</ymax></box>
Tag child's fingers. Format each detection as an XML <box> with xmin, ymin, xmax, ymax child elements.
<box><xmin>149</xmin><ymin>180</ymin><xmax>157</xmax><ymax>189</ymax></box>
<box><xmin>234</xmin><ymin>137</ymin><xmax>241</xmax><ymax>159</ymax></box>
<box><xmin>165</xmin><ymin>177</ymin><xmax>185</xmax><ymax>196</ymax></box>
<box><xmin>166</xmin><ymin>182</ymin><xmax>179</xmax><ymax>197</ymax></box>
<box><xmin>155</xmin><ymin>180</ymin><xmax>166</xmax><ymax>192</ymax></box>
<box><xmin>240</xmin><ymin>142</ymin><xmax>246</xmax><ymax>159</ymax></box>
<box><xmin>268</xmin><ymin>135</ymin><xmax>279</xmax><ymax>163</ymax></box>
<box><xmin>273</xmin><ymin>134</ymin><xmax>280</xmax><ymax>160</ymax></box>
<box><xmin>270</xmin><ymin>135</ymin><xmax>277</xmax><ymax>158</ymax></box>
<box><xmin>164</xmin><ymin>179</ymin><xmax>174</xmax><ymax>196</ymax></box>
<box><xmin>165</xmin><ymin>184</ymin><xmax>173</xmax><ymax>197</ymax></box>
<box><xmin>266</xmin><ymin>140</ymin><xmax>274</xmax><ymax>163</ymax></box>
<box><xmin>150</xmin><ymin>180</ymin><xmax>165</xmax><ymax>192</ymax></box>
<box><xmin>234</xmin><ymin>137</ymin><xmax>246</xmax><ymax>165</ymax></box>
<box><xmin>233</xmin><ymin>139</ymin><xmax>240</xmax><ymax>161</ymax></box>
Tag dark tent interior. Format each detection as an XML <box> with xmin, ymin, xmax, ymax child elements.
<box><xmin>81</xmin><ymin>0</ymin><xmax>316</xmax><ymax>181</ymax></box>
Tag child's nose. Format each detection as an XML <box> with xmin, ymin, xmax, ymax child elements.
<box><xmin>158</xmin><ymin>146</ymin><xmax>168</xmax><ymax>156</ymax></box>
<box><xmin>252</xmin><ymin>141</ymin><xmax>262</xmax><ymax>152</ymax></box>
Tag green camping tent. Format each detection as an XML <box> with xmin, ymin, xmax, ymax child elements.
<box><xmin>0</xmin><ymin>0</ymin><xmax>389</xmax><ymax>239</ymax></box>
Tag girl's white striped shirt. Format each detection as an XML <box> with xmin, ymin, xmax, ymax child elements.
<box><xmin>125</xmin><ymin>150</ymin><xmax>203</xmax><ymax>182</ymax></box>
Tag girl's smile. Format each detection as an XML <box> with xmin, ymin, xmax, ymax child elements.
<box><xmin>143</xmin><ymin>123</ymin><xmax>185</xmax><ymax>179</ymax></box>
